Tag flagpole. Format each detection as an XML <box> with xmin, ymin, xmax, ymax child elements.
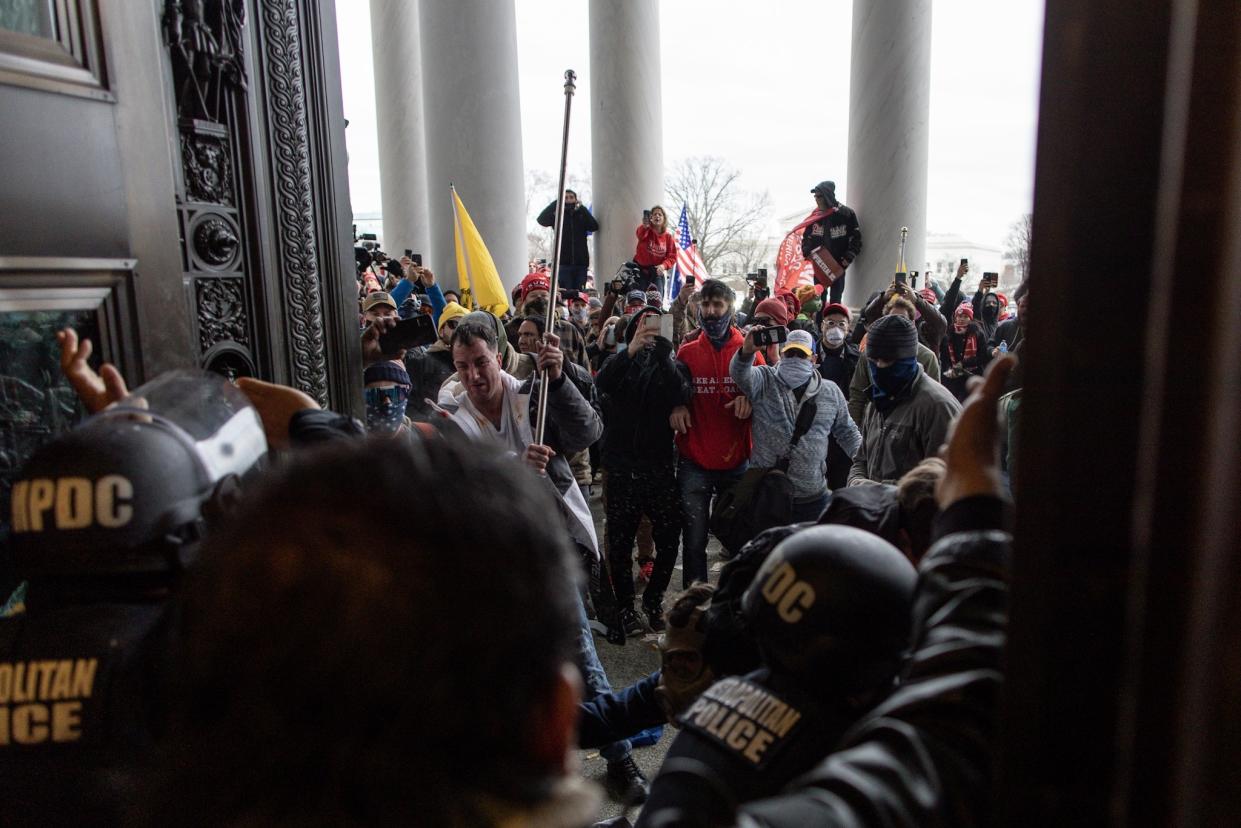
<box><xmin>450</xmin><ymin>184</ymin><xmax>475</xmax><ymax>307</ymax></box>
<box><xmin>535</xmin><ymin>69</ymin><xmax>577</xmax><ymax>445</ymax></box>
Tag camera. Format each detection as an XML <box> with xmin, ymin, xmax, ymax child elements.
<box><xmin>607</xmin><ymin>262</ymin><xmax>640</xmax><ymax>297</ymax></box>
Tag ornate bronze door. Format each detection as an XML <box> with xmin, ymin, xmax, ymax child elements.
<box><xmin>0</xmin><ymin>0</ymin><xmax>360</xmax><ymax>524</ymax></box>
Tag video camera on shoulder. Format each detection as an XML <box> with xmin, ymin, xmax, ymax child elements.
<box><xmin>607</xmin><ymin>262</ymin><xmax>641</xmax><ymax>297</ymax></box>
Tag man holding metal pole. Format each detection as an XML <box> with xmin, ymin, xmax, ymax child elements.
<box><xmin>445</xmin><ymin>316</ymin><xmax>650</xmax><ymax>803</ymax></box>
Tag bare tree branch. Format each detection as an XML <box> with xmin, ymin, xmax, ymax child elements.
<box><xmin>666</xmin><ymin>156</ymin><xmax>772</xmax><ymax>273</ymax></box>
<box><xmin>1004</xmin><ymin>213</ymin><xmax>1033</xmax><ymax>280</ymax></box>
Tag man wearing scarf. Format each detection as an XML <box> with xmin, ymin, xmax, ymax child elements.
<box><xmin>732</xmin><ymin>329</ymin><xmax>861</xmax><ymax>522</ymax></box>
<box><xmin>942</xmin><ymin>303</ymin><xmax>991</xmax><ymax>402</ymax></box>
<box><xmin>672</xmin><ymin>279</ymin><xmax>762</xmax><ymax>575</ymax></box>
<box><xmin>848</xmin><ymin>315</ymin><xmax>961</xmax><ymax>486</ymax></box>
<box><xmin>800</xmin><ymin>181</ymin><xmax>863</xmax><ymax>304</ymax></box>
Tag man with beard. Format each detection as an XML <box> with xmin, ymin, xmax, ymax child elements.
<box><xmin>595</xmin><ymin>305</ymin><xmax>684</xmax><ymax>636</ymax></box>
<box><xmin>848</xmin><ymin>315</ymin><xmax>961</xmax><ymax>486</ymax></box>
<box><xmin>507</xmin><ymin>271</ymin><xmax>589</xmax><ymax>370</ymax></box>
<box><xmin>671</xmin><ymin>279</ymin><xmax>761</xmax><ymax>576</ymax></box>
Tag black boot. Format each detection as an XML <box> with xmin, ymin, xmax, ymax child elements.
<box><xmin>605</xmin><ymin>754</ymin><xmax>650</xmax><ymax>805</ymax></box>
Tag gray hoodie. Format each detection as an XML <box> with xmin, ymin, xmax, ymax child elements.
<box><xmin>730</xmin><ymin>351</ymin><xmax>862</xmax><ymax>500</ymax></box>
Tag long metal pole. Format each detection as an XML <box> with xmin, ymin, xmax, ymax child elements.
<box><xmin>535</xmin><ymin>69</ymin><xmax>577</xmax><ymax>445</ymax></box>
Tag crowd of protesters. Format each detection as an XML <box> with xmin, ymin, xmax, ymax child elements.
<box><xmin>0</xmin><ymin>178</ymin><xmax>1024</xmax><ymax>826</ymax></box>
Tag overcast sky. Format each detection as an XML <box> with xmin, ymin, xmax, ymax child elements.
<box><xmin>336</xmin><ymin>0</ymin><xmax>1045</xmax><ymax>251</ymax></box>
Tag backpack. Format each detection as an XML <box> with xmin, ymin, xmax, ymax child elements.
<box><xmin>710</xmin><ymin>397</ymin><xmax>817</xmax><ymax>555</ymax></box>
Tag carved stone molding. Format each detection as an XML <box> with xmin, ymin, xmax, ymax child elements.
<box><xmin>195</xmin><ymin>277</ymin><xmax>249</xmax><ymax>352</ymax></box>
<box><xmin>259</xmin><ymin>0</ymin><xmax>329</xmax><ymax>406</ymax></box>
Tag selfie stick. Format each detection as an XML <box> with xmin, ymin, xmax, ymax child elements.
<box><xmin>534</xmin><ymin>69</ymin><xmax>577</xmax><ymax>446</ymax></box>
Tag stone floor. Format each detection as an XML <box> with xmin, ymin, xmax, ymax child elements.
<box><xmin>578</xmin><ymin>488</ymin><xmax>729</xmax><ymax>824</ymax></box>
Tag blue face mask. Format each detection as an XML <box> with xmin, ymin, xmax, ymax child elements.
<box><xmin>868</xmin><ymin>357</ymin><xmax>919</xmax><ymax>412</ymax></box>
<box><xmin>701</xmin><ymin>312</ymin><xmax>733</xmax><ymax>342</ymax></box>
<box><xmin>365</xmin><ymin>385</ymin><xmax>410</xmax><ymax>433</ymax></box>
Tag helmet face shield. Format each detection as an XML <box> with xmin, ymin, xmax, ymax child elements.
<box><xmin>10</xmin><ymin>372</ymin><xmax>268</xmax><ymax>577</ymax></box>
<box><xmin>100</xmin><ymin>371</ymin><xmax>267</xmax><ymax>484</ymax></box>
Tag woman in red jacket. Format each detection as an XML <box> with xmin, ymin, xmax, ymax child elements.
<box><xmin>634</xmin><ymin>205</ymin><xmax>677</xmax><ymax>300</ymax></box>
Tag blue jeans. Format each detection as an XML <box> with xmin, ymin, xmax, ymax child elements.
<box><xmin>574</xmin><ymin>590</ymin><xmax>632</xmax><ymax>762</ymax></box>
<box><xmin>558</xmin><ymin>265</ymin><xmax>588</xmax><ymax>292</ymax></box>
<box><xmin>678</xmin><ymin>457</ymin><xmax>747</xmax><ymax>586</ymax></box>
<box><xmin>791</xmin><ymin>491</ymin><xmax>830</xmax><ymax>523</ymax></box>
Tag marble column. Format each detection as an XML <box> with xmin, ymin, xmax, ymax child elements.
<box><xmin>844</xmin><ymin>0</ymin><xmax>932</xmax><ymax>306</ymax></box>
<box><xmin>369</xmin><ymin>0</ymin><xmax>431</xmax><ymax>263</ymax></box>
<box><xmin>419</xmin><ymin>0</ymin><xmax>526</xmax><ymax>293</ymax></box>
<box><xmin>590</xmin><ymin>0</ymin><xmax>665</xmax><ymax>282</ymax></box>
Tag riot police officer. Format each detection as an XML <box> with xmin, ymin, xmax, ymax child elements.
<box><xmin>638</xmin><ymin>525</ymin><xmax>917</xmax><ymax>824</ymax></box>
<box><xmin>0</xmin><ymin>372</ymin><xmax>266</xmax><ymax>825</ymax></box>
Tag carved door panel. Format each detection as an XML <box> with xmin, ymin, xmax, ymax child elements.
<box><xmin>163</xmin><ymin>0</ymin><xmax>360</xmax><ymax>407</ymax></box>
<box><xmin>0</xmin><ymin>0</ymin><xmax>360</xmax><ymax>534</ymax></box>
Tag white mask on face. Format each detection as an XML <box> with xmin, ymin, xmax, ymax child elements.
<box><xmin>824</xmin><ymin>327</ymin><xmax>846</xmax><ymax>348</ymax></box>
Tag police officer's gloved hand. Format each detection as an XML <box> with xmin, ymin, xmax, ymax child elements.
<box><xmin>655</xmin><ymin>584</ymin><xmax>716</xmax><ymax>720</ymax></box>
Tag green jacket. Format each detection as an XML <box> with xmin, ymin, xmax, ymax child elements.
<box><xmin>848</xmin><ymin>343</ymin><xmax>942</xmax><ymax>427</ymax></box>
<box><xmin>848</xmin><ymin>368</ymin><xmax>961</xmax><ymax>486</ymax></box>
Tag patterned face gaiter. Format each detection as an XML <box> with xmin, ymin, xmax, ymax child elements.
<box><xmin>365</xmin><ymin>385</ymin><xmax>410</xmax><ymax>433</ymax></box>
<box><xmin>700</xmin><ymin>312</ymin><xmax>733</xmax><ymax>344</ymax></box>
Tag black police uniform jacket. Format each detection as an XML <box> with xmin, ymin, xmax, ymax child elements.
<box><xmin>736</xmin><ymin>497</ymin><xmax>1011</xmax><ymax>827</ymax></box>
<box><xmin>0</xmin><ymin>590</ymin><xmax>172</xmax><ymax>826</ymax></box>
<box><xmin>640</xmin><ymin>666</ymin><xmax>872</xmax><ymax>821</ymax></box>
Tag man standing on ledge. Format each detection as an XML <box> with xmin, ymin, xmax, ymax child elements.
<box><xmin>538</xmin><ymin>189</ymin><xmax>599</xmax><ymax>292</ymax></box>
<box><xmin>801</xmin><ymin>180</ymin><xmax>862</xmax><ymax>305</ymax></box>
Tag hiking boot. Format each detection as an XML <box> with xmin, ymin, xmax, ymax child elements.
<box><xmin>617</xmin><ymin>606</ymin><xmax>645</xmax><ymax>638</ymax></box>
<box><xmin>642</xmin><ymin>602</ymin><xmax>666</xmax><ymax>633</ymax></box>
<box><xmin>604</xmin><ymin>755</ymin><xmax>650</xmax><ymax>805</ymax></box>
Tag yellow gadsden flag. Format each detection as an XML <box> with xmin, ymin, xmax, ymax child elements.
<box><xmin>451</xmin><ymin>186</ymin><xmax>509</xmax><ymax>317</ymax></box>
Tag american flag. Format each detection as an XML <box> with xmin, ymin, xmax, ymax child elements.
<box><xmin>672</xmin><ymin>205</ymin><xmax>708</xmax><ymax>298</ymax></box>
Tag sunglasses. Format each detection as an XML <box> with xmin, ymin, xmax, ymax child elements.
<box><xmin>364</xmin><ymin>386</ymin><xmax>409</xmax><ymax>406</ymax></box>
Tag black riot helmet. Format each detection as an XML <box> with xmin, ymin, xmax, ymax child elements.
<box><xmin>8</xmin><ymin>371</ymin><xmax>267</xmax><ymax>579</ymax></box>
<box><xmin>741</xmin><ymin>525</ymin><xmax>917</xmax><ymax>692</ymax></box>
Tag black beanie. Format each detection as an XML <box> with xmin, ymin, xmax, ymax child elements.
<box><xmin>364</xmin><ymin>361</ymin><xmax>411</xmax><ymax>387</ymax></box>
<box><xmin>867</xmin><ymin>315</ymin><xmax>918</xmax><ymax>361</ymax></box>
